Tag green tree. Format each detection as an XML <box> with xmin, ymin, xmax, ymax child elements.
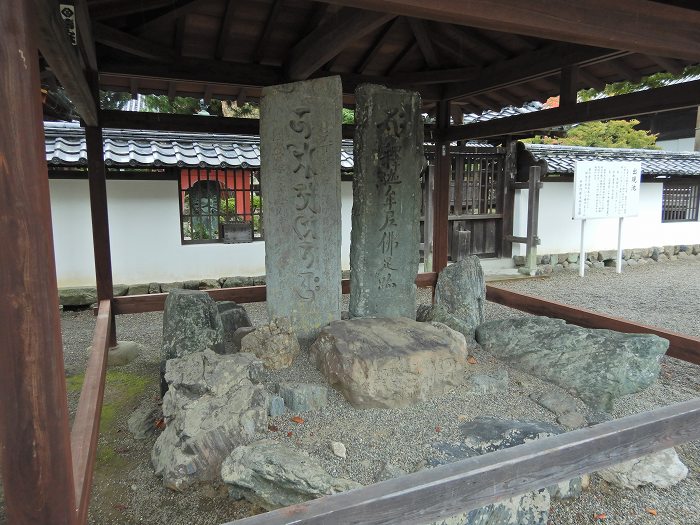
<box><xmin>342</xmin><ymin>108</ymin><xmax>355</xmax><ymax>124</ymax></box>
<box><xmin>99</xmin><ymin>90</ymin><xmax>132</xmax><ymax>110</ymax></box>
<box><xmin>526</xmin><ymin>119</ymin><xmax>659</xmax><ymax>149</ymax></box>
<box><xmin>578</xmin><ymin>65</ymin><xmax>700</xmax><ymax>101</ymax></box>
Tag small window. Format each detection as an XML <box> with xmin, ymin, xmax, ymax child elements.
<box><xmin>179</xmin><ymin>168</ymin><xmax>263</xmax><ymax>244</ymax></box>
<box><xmin>662</xmin><ymin>181</ymin><xmax>700</xmax><ymax>223</ymax></box>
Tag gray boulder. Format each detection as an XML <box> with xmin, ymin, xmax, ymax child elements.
<box><xmin>152</xmin><ymin>350</ymin><xmax>267</xmax><ymax>491</ymax></box>
<box><xmin>310</xmin><ymin>317</ymin><xmax>468</xmax><ymax>409</ymax></box>
<box><xmin>106</xmin><ymin>340</ymin><xmax>144</xmax><ymax>367</ymax></box>
<box><xmin>58</xmin><ymin>286</ymin><xmax>97</xmax><ymax>307</ymax></box>
<box><xmin>277</xmin><ymin>382</ymin><xmax>328</xmax><ymax>412</ymax></box>
<box><xmin>417</xmin><ymin>257</ymin><xmax>485</xmax><ymax>340</ymax></box>
<box><xmin>232</xmin><ymin>326</ymin><xmax>256</xmax><ymax>351</ymax></box>
<box><xmin>128</xmin><ymin>399</ymin><xmax>162</xmax><ymax>440</ymax></box>
<box><xmin>128</xmin><ymin>283</ymin><xmax>150</xmax><ymax>295</ymax></box>
<box><xmin>221</xmin><ymin>440</ymin><xmax>361</xmax><ymax>510</ymax></box>
<box><xmin>240</xmin><ymin>317</ymin><xmax>300</xmax><ymax>370</ymax></box>
<box><xmin>466</xmin><ymin>370</ymin><xmax>509</xmax><ymax>395</ymax></box>
<box><xmin>475</xmin><ymin>317</ymin><xmax>668</xmax><ymax>411</ymax></box>
<box><xmin>598</xmin><ymin>448</ymin><xmax>688</xmax><ymax>489</ymax></box>
<box><xmin>217</xmin><ymin>301</ymin><xmax>252</xmax><ymax>353</ymax></box>
<box><xmin>162</xmin><ymin>289</ymin><xmax>224</xmax><ymax>360</ymax></box>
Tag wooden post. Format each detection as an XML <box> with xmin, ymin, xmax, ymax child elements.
<box><xmin>694</xmin><ymin>106</ymin><xmax>700</xmax><ymax>152</ymax></box>
<box><xmin>86</xmin><ymin>125</ymin><xmax>117</xmax><ymax>346</ymax></box>
<box><xmin>433</xmin><ymin>101</ymin><xmax>451</xmax><ymax>273</ymax></box>
<box><xmin>560</xmin><ymin>65</ymin><xmax>579</xmax><ymax>107</ymax></box>
<box><xmin>0</xmin><ymin>1</ymin><xmax>78</xmax><ymax>523</ymax></box>
<box><xmin>501</xmin><ymin>138</ymin><xmax>516</xmax><ymax>258</ymax></box>
<box><xmin>522</xmin><ymin>166</ymin><xmax>541</xmax><ymax>275</ymax></box>
<box><xmin>423</xmin><ymin>165</ymin><xmax>434</xmax><ymax>272</ymax></box>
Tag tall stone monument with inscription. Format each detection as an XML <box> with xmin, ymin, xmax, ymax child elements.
<box><xmin>261</xmin><ymin>76</ymin><xmax>342</xmax><ymax>340</ymax></box>
<box><xmin>349</xmin><ymin>84</ymin><xmax>424</xmax><ymax>318</ymax></box>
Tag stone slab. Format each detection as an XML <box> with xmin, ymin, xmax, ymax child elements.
<box><xmin>349</xmin><ymin>84</ymin><xmax>423</xmax><ymax>318</ymax></box>
<box><xmin>261</xmin><ymin>76</ymin><xmax>343</xmax><ymax>340</ymax></box>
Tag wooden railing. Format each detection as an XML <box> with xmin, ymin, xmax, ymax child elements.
<box><xmin>70</xmin><ymin>299</ymin><xmax>112</xmax><ymax>524</ymax></box>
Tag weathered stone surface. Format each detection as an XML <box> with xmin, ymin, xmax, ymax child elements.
<box><xmin>598</xmin><ymin>448</ymin><xmax>688</xmax><ymax>489</ymax></box>
<box><xmin>427</xmin><ymin>491</ymin><xmax>550</xmax><ymax>525</ymax></box>
<box><xmin>162</xmin><ymin>289</ymin><xmax>224</xmax><ymax>360</ymax></box>
<box><xmin>152</xmin><ymin>350</ymin><xmax>267</xmax><ymax>491</ymax></box>
<box><xmin>106</xmin><ymin>340</ymin><xmax>144</xmax><ymax>367</ymax></box>
<box><xmin>375</xmin><ymin>462</ymin><xmax>406</xmax><ymax>482</ymax></box>
<box><xmin>529</xmin><ymin>391</ymin><xmax>587</xmax><ymax>429</ymax></box>
<box><xmin>240</xmin><ymin>317</ymin><xmax>300</xmax><ymax>370</ymax></box>
<box><xmin>419</xmin><ymin>257</ymin><xmax>485</xmax><ymax>340</ymax></box>
<box><xmin>349</xmin><ymin>84</ymin><xmax>423</xmax><ymax>319</ymax></box>
<box><xmin>310</xmin><ymin>317</ymin><xmax>468</xmax><ymax>408</ymax></box>
<box><xmin>128</xmin><ymin>283</ymin><xmax>150</xmax><ymax>295</ymax></box>
<box><xmin>218</xmin><ymin>301</ymin><xmax>252</xmax><ymax>353</ymax></box>
<box><xmin>113</xmin><ymin>284</ymin><xmax>129</xmax><ymax>296</ymax></box>
<box><xmin>220</xmin><ymin>276</ymin><xmax>256</xmax><ymax>288</ymax></box>
<box><xmin>277</xmin><ymin>382</ymin><xmax>328</xmax><ymax>412</ymax></box>
<box><xmin>161</xmin><ymin>281</ymin><xmax>184</xmax><ymax>293</ymax></box>
<box><xmin>232</xmin><ymin>326</ymin><xmax>256</xmax><ymax>351</ymax></box>
<box><xmin>221</xmin><ymin>440</ymin><xmax>361</xmax><ymax>510</ymax></box>
<box><xmin>268</xmin><ymin>395</ymin><xmax>285</xmax><ymax>417</ymax></box>
<box><xmin>184</xmin><ymin>278</ymin><xmax>220</xmax><ymax>290</ymax></box>
<box><xmin>466</xmin><ymin>370</ymin><xmax>509</xmax><ymax>395</ymax></box>
<box><xmin>128</xmin><ymin>399</ymin><xmax>161</xmax><ymax>440</ymax></box>
<box><xmin>148</xmin><ymin>282</ymin><xmax>161</xmax><ymax>294</ymax></box>
<box><xmin>261</xmin><ymin>77</ymin><xmax>342</xmax><ymax>340</ymax></box>
<box><xmin>59</xmin><ymin>286</ymin><xmax>97</xmax><ymax>306</ymax></box>
<box><xmin>475</xmin><ymin>317</ymin><xmax>668</xmax><ymax>411</ymax></box>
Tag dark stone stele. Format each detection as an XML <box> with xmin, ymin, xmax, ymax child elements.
<box><xmin>475</xmin><ymin>317</ymin><xmax>669</xmax><ymax>411</ymax></box>
<box><xmin>261</xmin><ymin>76</ymin><xmax>342</xmax><ymax>340</ymax></box>
<box><xmin>217</xmin><ymin>301</ymin><xmax>252</xmax><ymax>353</ymax></box>
<box><xmin>349</xmin><ymin>84</ymin><xmax>424</xmax><ymax>319</ymax></box>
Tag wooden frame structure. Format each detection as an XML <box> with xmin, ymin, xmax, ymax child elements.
<box><xmin>2</xmin><ymin>0</ymin><xmax>700</xmax><ymax>523</ymax></box>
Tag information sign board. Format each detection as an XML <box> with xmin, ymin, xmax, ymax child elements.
<box><xmin>573</xmin><ymin>161</ymin><xmax>642</xmax><ymax>219</ymax></box>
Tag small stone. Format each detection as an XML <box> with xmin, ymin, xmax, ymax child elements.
<box><xmin>556</xmin><ymin>411</ymin><xmax>587</xmax><ymax>429</ymax></box>
<box><xmin>375</xmin><ymin>462</ymin><xmax>407</xmax><ymax>482</ymax></box>
<box><xmin>232</xmin><ymin>326</ymin><xmax>256</xmax><ymax>351</ymax></box>
<box><xmin>148</xmin><ymin>282</ymin><xmax>161</xmax><ymax>294</ymax></box>
<box><xmin>128</xmin><ymin>400</ymin><xmax>161</xmax><ymax>440</ymax></box>
<box><xmin>277</xmin><ymin>383</ymin><xmax>328</xmax><ymax>412</ymax></box>
<box><xmin>128</xmin><ymin>283</ymin><xmax>150</xmax><ymax>295</ymax></box>
<box><xmin>566</xmin><ymin>253</ymin><xmax>579</xmax><ymax>264</ymax></box>
<box><xmin>467</xmin><ymin>370</ymin><xmax>509</xmax><ymax>395</ymax></box>
<box><xmin>598</xmin><ymin>448</ymin><xmax>688</xmax><ymax>489</ymax></box>
<box><xmin>268</xmin><ymin>395</ymin><xmax>285</xmax><ymax>417</ymax></box>
<box><xmin>161</xmin><ymin>282</ymin><xmax>185</xmax><ymax>292</ymax></box>
<box><xmin>240</xmin><ymin>317</ymin><xmax>300</xmax><ymax>370</ymax></box>
<box><xmin>106</xmin><ymin>340</ymin><xmax>144</xmax><ymax>367</ymax></box>
<box><xmin>331</xmin><ymin>441</ymin><xmax>347</xmax><ymax>459</ymax></box>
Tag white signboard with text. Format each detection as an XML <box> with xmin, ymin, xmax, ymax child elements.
<box><xmin>573</xmin><ymin>161</ymin><xmax>642</xmax><ymax>219</ymax></box>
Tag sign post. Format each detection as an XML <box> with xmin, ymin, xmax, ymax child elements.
<box><xmin>573</xmin><ymin>161</ymin><xmax>641</xmax><ymax>276</ymax></box>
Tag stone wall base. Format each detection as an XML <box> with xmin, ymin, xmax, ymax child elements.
<box><xmin>513</xmin><ymin>244</ymin><xmax>700</xmax><ymax>275</ymax></box>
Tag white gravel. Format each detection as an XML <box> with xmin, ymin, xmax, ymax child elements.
<box><xmin>0</xmin><ymin>258</ymin><xmax>698</xmax><ymax>525</ymax></box>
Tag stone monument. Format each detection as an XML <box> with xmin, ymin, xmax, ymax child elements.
<box><xmin>349</xmin><ymin>84</ymin><xmax>424</xmax><ymax>318</ymax></box>
<box><xmin>261</xmin><ymin>76</ymin><xmax>342</xmax><ymax>340</ymax></box>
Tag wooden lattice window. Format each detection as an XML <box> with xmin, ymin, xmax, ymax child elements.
<box><xmin>178</xmin><ymin>167</ymin><xmax>263</xmax><ymax>244</ymax></box>
<box><xmin>662</xmin><ymin>181</ymin><xmax>700</xmax><ymax>223</ymax></box>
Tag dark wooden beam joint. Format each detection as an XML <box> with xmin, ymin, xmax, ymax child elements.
<box><xmin>559</xmin><ymin>65</ymin><xmax>578</xmax><ymax>107</ymax></box>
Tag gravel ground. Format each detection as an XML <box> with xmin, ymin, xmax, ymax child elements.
<box><xmin>0</xmin><ymin>258</ymin><xmax>698</xmax><ymax>525</ymax></box>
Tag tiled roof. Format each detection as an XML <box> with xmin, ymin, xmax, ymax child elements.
<box><xmin>44</xmin><ymin>121</ymin><xmax>355</xmax><ymax>170</ymax></box>
<box><xmin>462</xmin><ymin>102</ymin><xmax>546</xmax><ymax>124</ymax></box>
<box><xmin>525</xmin><ymin>143</ymin><xmax>700</xmax><ymax>176</ymax></box>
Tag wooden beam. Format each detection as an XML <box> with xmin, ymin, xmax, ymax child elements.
<box><xmin>355</xmin><ymin>18</ymin><xmax>400</xmax><ymax>74</ymax></box>
<box><xmin>133</xmin><ymin>0</ymin><xmax>202</xmax><ymax>36</ymax></box>
<box><xmin>90</xmin><ymin>0</ymin><xmax>182</xmax><ymax>20</ymax></box>
<box><xmin>215</xmin><ymin>0</ymin><xmax>239</xmax><ymax>60</ymax></box>
<box><xmin>0</xmin><ymin>1</ymin><xmax>78</xmax><ymax>522</ymax></box>
<box><xmin>444</xmin><ymin>79</ymin><xmax>700</xmax><ymax>141</ymax></box>
<box><xmin>33</xmin><ymin>0</ymin><xmax>98</xmax><ymax>125</ymax></box>
<box><xmin>432</xmin><ymin>38</ymin><xmax>479</xmax><ymax>67</ymax></box>
<box><xmin>559</xmin><ymin>65</ymin><xmax>578</xmax><ymax>107</ymax></box>
<box><xmin>93</xmin><ymin>22</ymin><xmax>177</xmax><ymax>61</ymax></box>
<box><xmin>576</xmin><ymin>68</ymin><xmax>606</xmax><ymax>91</ymax></box>
<box><xmin>99</xmin><ymin>57</ymin><xmax>283</xmax><ymax>89</ymax></box>
<box><xmin>223</xmin><ymin>398</ymin><xmax>700</xmax><ymax>525</ymax></box>
<box><xmin>406</xmin><ymin>18</ymin><xmax>439</xmax><ymax>68</ymax></box>
<box><xmin>436</xmin><ymin>23</ymin><xmax>508</xmax><ymax>62</ymax></box>
<box><xmin>85</xmin><ymin>126</ymin><xmax>116</xmax><ymax>346</ymax></box>
<box><xmin>100</xmin><ymin>109</ymin><xmax>262</xmax><ymax>134</ymax></box>
<box><xmin>385</xmin><ymin>42</ymin><xmax>418</xmax><ymax>75</ymax></box>
<box><xmin>112</xmin><ymin>274</ymin><xmax>438</xmax><ymax>315</ymax></box>
<box><xmin>254</xmin><ymin>0</ymin><xmax>284</xmax><ymax>63</ymax></box>
<box><xmin>433</xmin><ymin>101</ymin><xmax>451</xmax><ymax>273</ymax></box>
<box><xmin>71</xmin><ymin>300</ymin><xmax>112</xmax><ymax>524</ymax></box>
<box><xmin>486</xmin><ymin>285</ymin><xmax>700</xmax><ymax>365</ymax></box>
<box><xmin>285</xmin><ymin>8</ymin><xmax>395</xmax><ymax>80</ymax></box>
<box><xmin>443</xmin><ymin>43</ymin><xmax>626</xmax><ymax>101</ymax></box>
<box><xmin>74</xmin><ymin>0</ymin><xmax>98</xmax><ymax>71</ymax></box>
<box><xmin>609</xmin><ymin>57</ymin><xmax>643</xmax><ymax>83</ymax></box>
<box><xmin>320</xmin><ymin>0</ymin><xmax>700</xmax><ymax>61</ymax></box>
<box><xmin>648</xmin><ymin>55</ymin><xmax>685</xmax><ymax>75</ymax></box>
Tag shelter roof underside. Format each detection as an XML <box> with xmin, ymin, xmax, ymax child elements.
<box><xmin>82</xmin><ymin>0</ymin><xmax>699</xmax><ymax>115</ymax></box>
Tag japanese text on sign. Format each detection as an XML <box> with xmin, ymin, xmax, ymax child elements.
<box><xmin>573</xmin><ymin>161</ymin><xmax>641</xmax><ymax>219</ymax></box>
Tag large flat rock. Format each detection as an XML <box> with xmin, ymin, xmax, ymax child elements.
<box><xmin>310</xmin><ymin>317</ymin><xmax>468</xmax><ymax>408</ymax></box>
<box><xmin>475</xmin><ymin>317</ymin><xmax>668</xmax><ymax>411</ymax></box>
<box><xmin>162</xmin><ymin>289</ymin><xmax>224</xmax><ymax>360</ymax></box>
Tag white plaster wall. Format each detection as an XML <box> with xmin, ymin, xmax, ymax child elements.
<box><xmin>657</xmin><ymin>138</ymin><xmax>695</xmax><ymax>152</ymax></box>
<box><xmin>513</xmin><ymin>182</ymin><xmax>700</xmax><ymax>256</ymax></box>
<box><xmin>49</xmin><ymin>179</ymin><xmax>354</xmax><ymax>287</ymax></box>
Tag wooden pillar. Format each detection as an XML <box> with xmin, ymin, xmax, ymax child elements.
<box><xmin>0</xmin><ymin>1</ymin><xmax>78</xmax><ymax>523</ymax></box>
<box><xmin>433</xmin><ymin>100</ymin><xmax>451</xmax><ymax>273</ymax></box>
<box><xmin>86</xmin><ymin>125</ymin><xmax>117</xmax><ymax>346</ymax></box>
<box><xmin>560</xmin><ymin>65</ymin><xmax>579</xmax><ymax>107</ymax></box>
<box><xmin>501</xmin><ymin>138</ymin><xmax>517</xmax><ymax>258</ymax></box>
<box><xmin>694</xmin><ymin>106</ymin><xmax>700</xmax><ymax>152</ymax></box>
